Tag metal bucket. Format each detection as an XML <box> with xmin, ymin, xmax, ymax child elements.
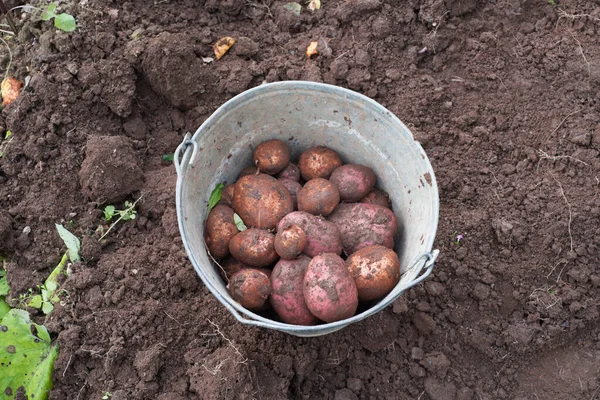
<box><xmin>174</xmin><ymin>81</ymin><xmax>439</xmax><ymax>337</ymax></box>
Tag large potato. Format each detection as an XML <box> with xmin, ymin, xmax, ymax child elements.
<box><xmin>346</xmin><ymin>245</ymin><xmax>400</xmax><ymax>301</ymax></box>
<box><xmin>278</xmin><ymin>179</ymin><xmax>302</xmax><ymax>210</ymax></box>
<box><xmin>303</xmin><ymin>253</ymin><xmax>358</xmax><ymax>322</ymax></box>
<box><xmin>299</xmin><ymin>146</ymin><xmax>343</xmax><ymax>181</ymax></box>
<box><xmin>277</xmin><ymin>163</ymin><xmax>301</xmax><ymax>182</ymax></box>
<box><xmin>329</xmin><ymin>164</ymin><xmax>376</xmax><ymax>202</ymax></box>
<box><xmin>278</xmin><ymin>211</ymin><xmax>342</xmax><ymax>257</ymax></box>
<box><xmin>229</xmin><ymin>228</ymin><xmax>278</xmax><ymax>267</ymax></box>
<box><xmin>229</xmin><ymin>269</ymin><xmax>272</xmax><ymax>311</ymax></box>
<box><xmin>274</xmin><ymin>224</ymin><xmax>307</xmax><ymax>260</ymax></box>
<box><xmin>219</xmin><ymin>257</ymin><xmax>249</xmax><ymax>280</ymax></box>
<box><xmin>253</xmin><ymin>139</ymin><xmax>291</xmax><ymax>175</ymax></box>
<box><xmin>361</xmin><ymin>188</ymin><xmax>392</xmax><ymax>209</ymax></box>
<box><xmin>238</xmin><ymin>165</ymin><xmax>258</xmax><ymax>179</ymax></box>
<box><xmin>297</xmin><ymin>178</ymin><xmax>340</xmax><ymax>217</ymax></box>
<box><xmin>233</xmin><ymin>173</ymin><xmax>294</xmax><ymax>229</ymax></box>
<box><xmin>218</xmin><ymin>184</ymin><xmax>235</xmax><ymax>207</ymax></box>
<box><xmin>270</xmin><ymin>255</ymin><xmax>317</xmax><ymax>325</ymax></box>
<box><xmin>328</xmin><ymin>203</ymin><xmax>397</xmax><ymax>255</ymax></box>
<box><xmin>205</xmin><ymin>205</ymin><xmax>239</xmax><ymax>259</ymax></box>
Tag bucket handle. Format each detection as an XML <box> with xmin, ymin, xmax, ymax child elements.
<box><xmin>174</xmin><ymin>133</ymin><xmax>199</xmax><ymax>177</ymax></box>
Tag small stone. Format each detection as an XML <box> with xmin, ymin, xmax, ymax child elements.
<box><xmin>392</xmin><ymin>296</ymin><xmax>408</xmax><ymax>314</ymax></box>
<box><xmin>22</xmin><ymin>226</ymin><xmax>31</xmax><ymax>235</ymax></box>
<box><xmin>501</xmin><ymin>164</ymin><xmax>516</xmax><ymax>175</ymax></box>
<box><xmin>444</xmin><ymin>101</ymin><xmax>453</xmax><ymax>108</ymax></box>
<box><xmin>569</xmin><ymin>132</ymin><xmax>591</xmax><ymax>146</ymax></box>
<box><xmin>413</xmin><ymin>312</ymin><xmax>436</xmax><ymax>335</ymax></box>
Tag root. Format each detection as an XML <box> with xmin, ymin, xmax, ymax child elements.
<box><xmin>551</xmin><ymin>175</ymin><xmax>574</xmax><ymax>252</ymax></box>
<box><xmin>536</xmin><ymin>150</ymin><xmax>588</xmax><ymax>170</ymax></box>
<box><xmin>207</xmin><ymin>319</ymin><xmax>248</xmax><ymax>363</ymax></box>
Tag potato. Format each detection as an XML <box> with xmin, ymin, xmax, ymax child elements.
<box><xmin>303</xmin><ymin>253</ymin><xmax>358</xmax><ymax>322</ymax></box>
<box><xmin>229</xmin><ymin>228</ymin><xmax>278</xmax><ymax>267</ymax></box>
<box><xmin>219</xmin><ymin>257</ymin><xmax>249</xmax><ymax>280</ymax></box>
<box><xmin>205</xmin><ymin>205</ymin><xmax>239</xmax><ymax>259</ymax></box>
<box><xmin>229</xmin><ymin>269</ymin><xmax>272</xmax><ymax>311</ymax></box>
<box><xmin>218</xmin><ymin>184</ymin><xmax>236</xmax><ymax>207</ymax></box>
<box><xmin>270</xmin><ymin>255</ymin><xmax>317</xmax><ymax>325</ymax></box>
<box><xmin>278</xmin><ymin>179</ymin><xmax>302</xmax><ymax>210</ymax></box>
<box><xmin>299</xmin><ymin>146</ymin><xmax>343</xmax><ymax>181</ymax></box>
<box><xmin>329</xmin><ymin>164</ymin><xmax>376</xmax><ymax>202</ymax></box>
<box><xmin>277</xmin><ymin>163</ymin><xmax>301</xmax><ymax>182</ymax></box>
<box><xmin>346</xmin><ymin>245</ymin><xmax>400</xmax><ymax>301</ymax></box>
<box><xmin>274</xmin><ymin>224</ymin><xmax>307</xmax><ymax>260</ymax></box>
<box><xmin>297</xmin><ymin>178</ymin><xmax>340</xmax><ymax>217</ymax></box>
<box><xmin>253</xmin><ymin>139</ymin><xmax>290</xmax><ymax>175</ymax></box>
<box><xmin>233</xmin><ymin>173</ymin><xmax>294</xmax><ymax>229</ymax></box>
<box><xmin>278</xmin><ymin>211</ymin><xmax>343</xmax><ymax>257</ymax></box>
<box><xmin>361</xmin><ymin>188</ymin><xmax>392</xmax><ymax>209</ymax></box>
<box><xmin>328</xmin><ymin>203</ymin><xmax>397</xmax><ymax>255</ymax></box>
<box><xmin>239</xmin><ymin>165</ymin><xmax>258</xmax><ymax>178</ymax></box>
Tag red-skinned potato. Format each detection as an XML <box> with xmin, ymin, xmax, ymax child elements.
<box><xmin>233</xmin><ymin>173</ymin><xmax>294</xmax><ymax>229</ymax></box>
<box><xmin>361</xmin><ymin>188</ymin><xmax>392</xmax><ymax>209</ymax></box>
<box><xmin>205</xmin><ymin>205</ymin><xmax>239</xmax><ymax>259</ymax></box>
<box><xmin>229</xmin><ymin>228</ymin><xmax>278</xmax><ymax>267</ymax></box>
<box><xmin>346</xmin><ymin>245</ymin><xmax>400</xmax><ymax>301</ymax></box>
<box><xmin>229</xmin><ymin>269</ymin><xmax>272</xmax><ymax>311</ymax></box>
<box><xmin>297</xmin><ymin>178</ymin><xmax>340</xmax><ymax>217</ymax></box>
<box><xmin>303</xmin><ymin>253</ymin><xmax>358</xmax><ymax>322</ymax></box>
<box><xmin>278</xmin><ymin>178</ymin><xmax>302</xmax><ymax>210</ymax></box>
<box><xmin>270</xmin><ymin>255</ymin><xmax>318</xmax><ymax>325</ymax></box>
<box><xmin>299</xmin><ymin>146</ymin><xmax>343</xmax><ymax>181</ymax></box>
<box><xmin>274</xmin><ymin>224</ymin><xmax>307</xmax><ymax>260</ymax></box>
<box><xmin>278</xmin><ymin>211</ymin><xmax>343</xmax><ymax>257</ymax></box>
<box><xmin>218</xmin><ymin>184</ymin><xmax>235</xmax><ymax>207</ymax></box>
<box><xmin>277</xmin><ymin>163</ymin><xmax>301</xmax><ymax>182</ymax></box>
<box><xmin>253</xmin><ymin>139</ymin><xmax>290</xmax><ymax>175</ymax></box>
<box><xmin>329</xmin><ymin>164</ymin><xmax>377</xmax><ymax>202</ymax></box>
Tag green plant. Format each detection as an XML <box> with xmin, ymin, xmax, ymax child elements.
<box><xmin>162</xmin><ymin>153</ymin><xmax>174</xmax><ymax>162</ymax></box>
<box><xmin>233</xmin><ymin>213</ymin><xmax>247</xmax><ymax>231</ymax></box>
<box><xmin>102</xmin><ymin>392</ymin><xmax>113</xmax><ymax>400</ymax></box>
<box><xmin>208</xmin><ymin>183</ymin><xmax>224</xmax><ymax>211</ymax></box>
<box><xmin>99</xmin><ymin>197</ymin><xmax>142</xmax><ymax>240</ymax></box>
<box><xmin>41</xmin><ymin>3</ymin><xmax>76</xmax><ymax>32</ymax></box>
<box><xmin>21</xmin><ymin>253</ymin><xmax>68</xmax><ymax>314</ymax></box>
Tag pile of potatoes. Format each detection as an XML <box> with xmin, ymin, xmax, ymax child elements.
<box><xmin>204</xmin><ymin>139</ymin><xmax>401</xmax><ymax>325</ymax></box>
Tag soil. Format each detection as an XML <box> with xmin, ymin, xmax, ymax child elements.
<box><xmin>1</xmin><ymin>0</ymin><xmax>599</xmax><ymax>399</ymax></box>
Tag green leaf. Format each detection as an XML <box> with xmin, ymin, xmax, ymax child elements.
<box><xmin>55</xmin><ymin>224</ymin><xmax>80</xmax><ymax>263</ymax></box>
<box><xmin>0</xmin><ymin>270</ymin><xmax>9</xmax><ymax>297</ymax></box>
<box><xmin>54</xmin><ymin>13</ymin><xmax>76</xmax><ymax>32</ymax></box>
<box><xmin>104</xmin><ymin>205</ymin><xmax>115</xmax><ymax>221</ymax></box>
<box><xmin>41</xmin><ymin>3</ymin><xmax>57</xmax><ymax>21</ymax></box>
<box><xmin>283</xmin><ymin>2</ymin><xmax>301</xmax><ymax>15</ymax></box>
<box><xmin>0</xmin><ymin>298</ymin><xmax>10</xmax><ymax>321</ymax></box>
<box><xmin>162</xmin><ymin>153</ymin><xmax>174</xmax><ymax>162</ymax></box>
<box><xmin>5</xmin><ymin>130</ymin><xmax>12</xmax><ymax>140</ymax></box>
<box><xmin>41</xmin><ymin>301</ymin><xmax>54</xmax><ymax>315</ymax></box>
<box><xmin>0</xmin><ymin>309</ymin><xmax>58</xmax><ymax>399</ymax></box>
<box><xmin>208</xmin><ymin>183</ymin><xmax>224</xmax><ymax>211</ymax></box>
<box><xmin>233</xmin><ymin>213</ymin><xmax>247</xmax><ymax>231</ymax></box>
<box><xmin>28</xmin><ymin>295</ymin><xmax>42</xmax><ymax>309</ymax></box>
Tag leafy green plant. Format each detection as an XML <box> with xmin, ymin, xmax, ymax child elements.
<box><xmin>233</xmin><ymin>213</ymin><xmax>247</xmax><ymax>231</ymax></box>
<box><xmin>102</xmin><ymin>392</ymin><xmax>113</xmax><ymax>399</ymax></box>
<box><xmin>56</xmin><ymin>223</ymin><xmax>81</xmax><ymax>262</ymax></box>
<box><xmin>0</xmin><ymin>265</ymin><xmax>10</xmax><ymax>321</ymax></box>
<box><xmin>41</xmin><ymin>3</ymin><xmax>76</xmax><ymax>32</ymax></box>
<box><xmin>208</xmin><ymin>183</ymin><xmax>224</xmax><ymax>211</ymax></box>
<box><xmin>162</xmin><ymin>153</ymin><xmax>174</xmax><ymax>162</ymax></box>
<box><xmin>99</xmin><ymin>197</ymin><xmax>142</xmax><ymax>240</ymax></box>
<box><xmin>21</xmin><ymin>253</ymin><xmax>68</xmax><ymax>314</ymax></box>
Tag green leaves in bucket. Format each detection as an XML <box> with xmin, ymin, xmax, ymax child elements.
<box><xmin>208</xmin><ymin>183</ymin><xmax>224</xmax><ymax>211</ymax></box>
<box><xmin>233</xmin><ymin>213</ymin><xmax>247</xmax><ymax>231</ymax></box>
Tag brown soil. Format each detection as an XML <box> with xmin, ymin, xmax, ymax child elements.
<box><xmin>1</xmin><ymin>0</ymin><xmax>599</xmax><ymax>399</ymax></box>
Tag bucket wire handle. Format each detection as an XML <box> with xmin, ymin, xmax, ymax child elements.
<box><xmin>402</xmin><ymin>249</ymin><xmax>439</xmax><ymax>291</ymax></box>
<box><xmin>174</xmin><ymin>133</ymin><xmax>199</xmax><ymax>177</ymax></box>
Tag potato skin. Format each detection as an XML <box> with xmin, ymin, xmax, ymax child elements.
<box><xmin>346</xmin><ymin>245</ymin><xmax>400</xmax><ymax>301</ymax></box>
<box><xmin>233</xmin><ymin>173</ymin><xmax>294</xmax><ymax>229</ymax></box>
<box><xmin>303</xmin><ymin>253</ymin><xmax>358</xmax><ymax>323</ymax></box>
<box><xmin>297</xmin><ymin>178</ymin><xmax>340</xmax><ymax>217</ymax></box>
<box><xmin>219</xmin><ymin>257</ymin><xmax>249</xmax><ymax>280</ymax></box>
<box><xmin>299</xmin><ymin>146</ymin><xmax>343</xmax><ymax>181</ymax></box>
<box><xmin>277</xmin><ymin>163</ymin><xmax>301</xmax><ymax>182</ymax></box>
<box><xmin>274</xmin><ymin>224</ymin><xmax>307</xmax><ymax>260</ymax></box>
<box><xmin>253</xmin><ymin>139</ymin><xmax>291</xmax><ymax>175</ymax></box>
<box><xmin>205</xmin><ymin>205</ymin><xmax>239</xmax><ymax>259</ymax></box>
<box><xmin>278</xmin><ymin>179</ymin><xmax>302</xmax><ymax>210</ymax></box>
<box><xmin>270</xmin><ymin>255</ymin><xmax>317</xmax><ymax>325</ymax></box>
<box><xmin>278</xmin><ymin>211</ymin><xmax>343</xmax><ymax>257</ymax></box>
<box><xmin>328</xmin><ymin>203</ymin><xmax>398</xmax><ymax>255</ymax></box>
<box><xmin>361</xmin><ymin>188</ymin><xmax>392</xmax><ymax>209</ymax></box>
<box><xmin>218</xmin><ymin>184</ymin><xmax>236</xmax><ymax>207</ymax></box>
<box><xmin>329</xmin><ymin>164</ymin><xmax>377</xmax><ymax>202</ymax></box>
<box><xmin>238</xmin><ymin>165</ymin><xmax>258</xmax><ymax>179</ymax></box>
<box><xmin>229</xmin><ymin>269</ymin><xmax>272</xmax><ymax>310</ymax></box>
<box><xmin>229</xmin><ymin>228</ymin><xmax>278</xmax><ymax>267</ymax></box>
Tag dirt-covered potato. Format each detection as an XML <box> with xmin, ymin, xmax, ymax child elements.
<box><xmin>328</xmin><ymin>203</ymin><xmax>397</xmax><ymax>255</ymax></box>
<box><xmin>346</xmin><ymin>245</ymin><xmax>400</xmax><ymax>301</ymax></box>
<box><xmin>218</xmin><ymin>184</ymin><xmax>236</xmax><ymax>207</ymax></box>
<box><xmin>274</xmin><ymin>224</ymin><xmax>307</xmax><ymax>260</ymax></box>
<box><xmin>253</xmin><ymin>139</ymin><xmax>291</xmax><ymax>175</ymax></box>
<box><xmin>297</xmin><ymin>178</ymin><xmax>340</xmax><ymax>217</ymax></box>
<box><xmin>303</xmin><ymin>253</ymin><xmax>358</xmax><ymax>322</ymax></box>
<box><xmin>239</xmin><ymin>165</ymin><xmax>258</xmax><ymax>178</ymax></box>
<box><xmin>205</xmin><ymin>205</ymin><xmax>239</xmax><ymax>259</ymax></box>
<box><xmin>278</xmin><ymin>178</ymin><xmax>302</xmax><ymax>210</ymax></box>
<box><xmin>233</xmin><ymin>173</ymin><xmax>294</xmax><ymax>229</ymax></box>
<box><xmin>219</xmin><ymin>257</ymin><xmax>249</xmax><ymax>280</ymax></box>
<box><xmin>270</xmin><ymin>255</ymin><xmax>317</xmax><ymax>325</ymax></box>
<box><xmin>329</xmin><ymin>164</ymin><xmax>377</xmax><ymax>202</ymax></box>
<box><xmin>229</xmin><ymin>269</ymin><xmax>272</xmax><ymax>311</ymax></box>
<box><xmin>277</xmin><ymin>163</ymin><xmax>301</xmax><ymax>182</ymax></box>
<box><xmin>299</xmin><ymin>146</ymin><xmax>343</xmax><ymax>181</ymax></box>
<box><xmin>361</xmin><ymin>188</ymin><xmax>392</xmax><ymax>209</ymax></box>
<box><xmin>278</xmin><ymin>211</ymin><xmax>342</xmax><ymax>257</ymax></box>
<box><xmin>229</xmin><ymin>228</ymin><xmax>278</xmax><ymax>267</ymax></box>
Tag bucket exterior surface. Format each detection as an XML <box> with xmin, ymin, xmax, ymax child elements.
<box><xmin>175</xmin><ymin>81</ymin><xmax>439</xmax><ymax>337</ymax></box>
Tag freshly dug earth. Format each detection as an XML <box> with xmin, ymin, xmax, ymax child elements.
<box><xmin>0</xmin><ymin>0</ymin><xmax>599</xmax><ymax>399</ymax></box>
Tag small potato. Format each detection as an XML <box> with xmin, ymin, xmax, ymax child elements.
<box><xmin>274</xmin><ymin>224</ymin><xmax>307</xmax><ymax>260</ymax></box>
<box><xmin>239</xmin><ymin>165</ymin><xmax>258</xmax><ymax>178</ymax></box>
<box><xmin>346</xmin><ymin>245</ymin><xmax>400</xmax><ymax>301</ymax></box>
<box><xmin>297</xmin><ymin>178</ymin><xmax>340</xmax><ymax>217</ymax></box>
<box><xmin>229</xmin><ymin>269</ymin><xmax>272</xmax><ymax>310</ymax></box>
<box><xmin>361</xmin><ymin>188</ymin><xmax>392</xmax><ymax>209</ymax></box>
<box><xmin>328</xmin><ymin>203</ymin><xmax>398</xmax><ymax>255</ymax></box>
<box><xmin>233</xmin><ymin>173</ymin><xmax>294</xmax><ymax>229</ymax></box>
<box><xmin>277</xmin><ymin>163</ymin><xmax>301</xmax><ymax>182</ymax></box>
<box><xmin>329</xmin><ymin>164</ymin><xmax>376</xmax><ymax>202</ymax></box>
<box><xmin>303</xmin><ymin>253</ymin><xmax>358</xmax><ymax>322</ymax></box>
<box><xmin>218</xmin><ymin>184</ymin><xmax>236</xmax><ymax>207</ymax></box>
<box><xmin>229</xmin><ymin>228</ymin><xmax>278</xmax><ymax>267</ymax></box>
<box><xmin>219</xmin><ymin>257</ymin><xmax>249</xmax><ymax>280</ymax></box>
<box><xmin>278</xmin><ymin>211</ymin><xmax>343</xmax><ymax>257</ymax></box>
<box><xmin>205</xmin><ymin>205</ymin><xmax>239</xmax><ymax>259</ymax></box>
<box><xmin>278</xmin><ymin>179</ymin><xmax>303</xmax><ymax>210</ymax></box>
<box><xmin>270</xmin><ymin>255</ymin><xmax>317</xmax><ymax>325</ymax></box>
<box><xmin>253</xmin><ymin>139</ymin><xmax>291</xmax><ymax>175</ymax></box>
<box><xmin>299</xmin><ymin>146</ymin><xmax>343</xmax><ymax>181</ymax></box>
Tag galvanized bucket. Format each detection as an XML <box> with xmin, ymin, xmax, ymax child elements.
<box><xmin>174</xmin><ymin>81</ymin><xmax>439</xmax><ymax>337</ymax></box>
